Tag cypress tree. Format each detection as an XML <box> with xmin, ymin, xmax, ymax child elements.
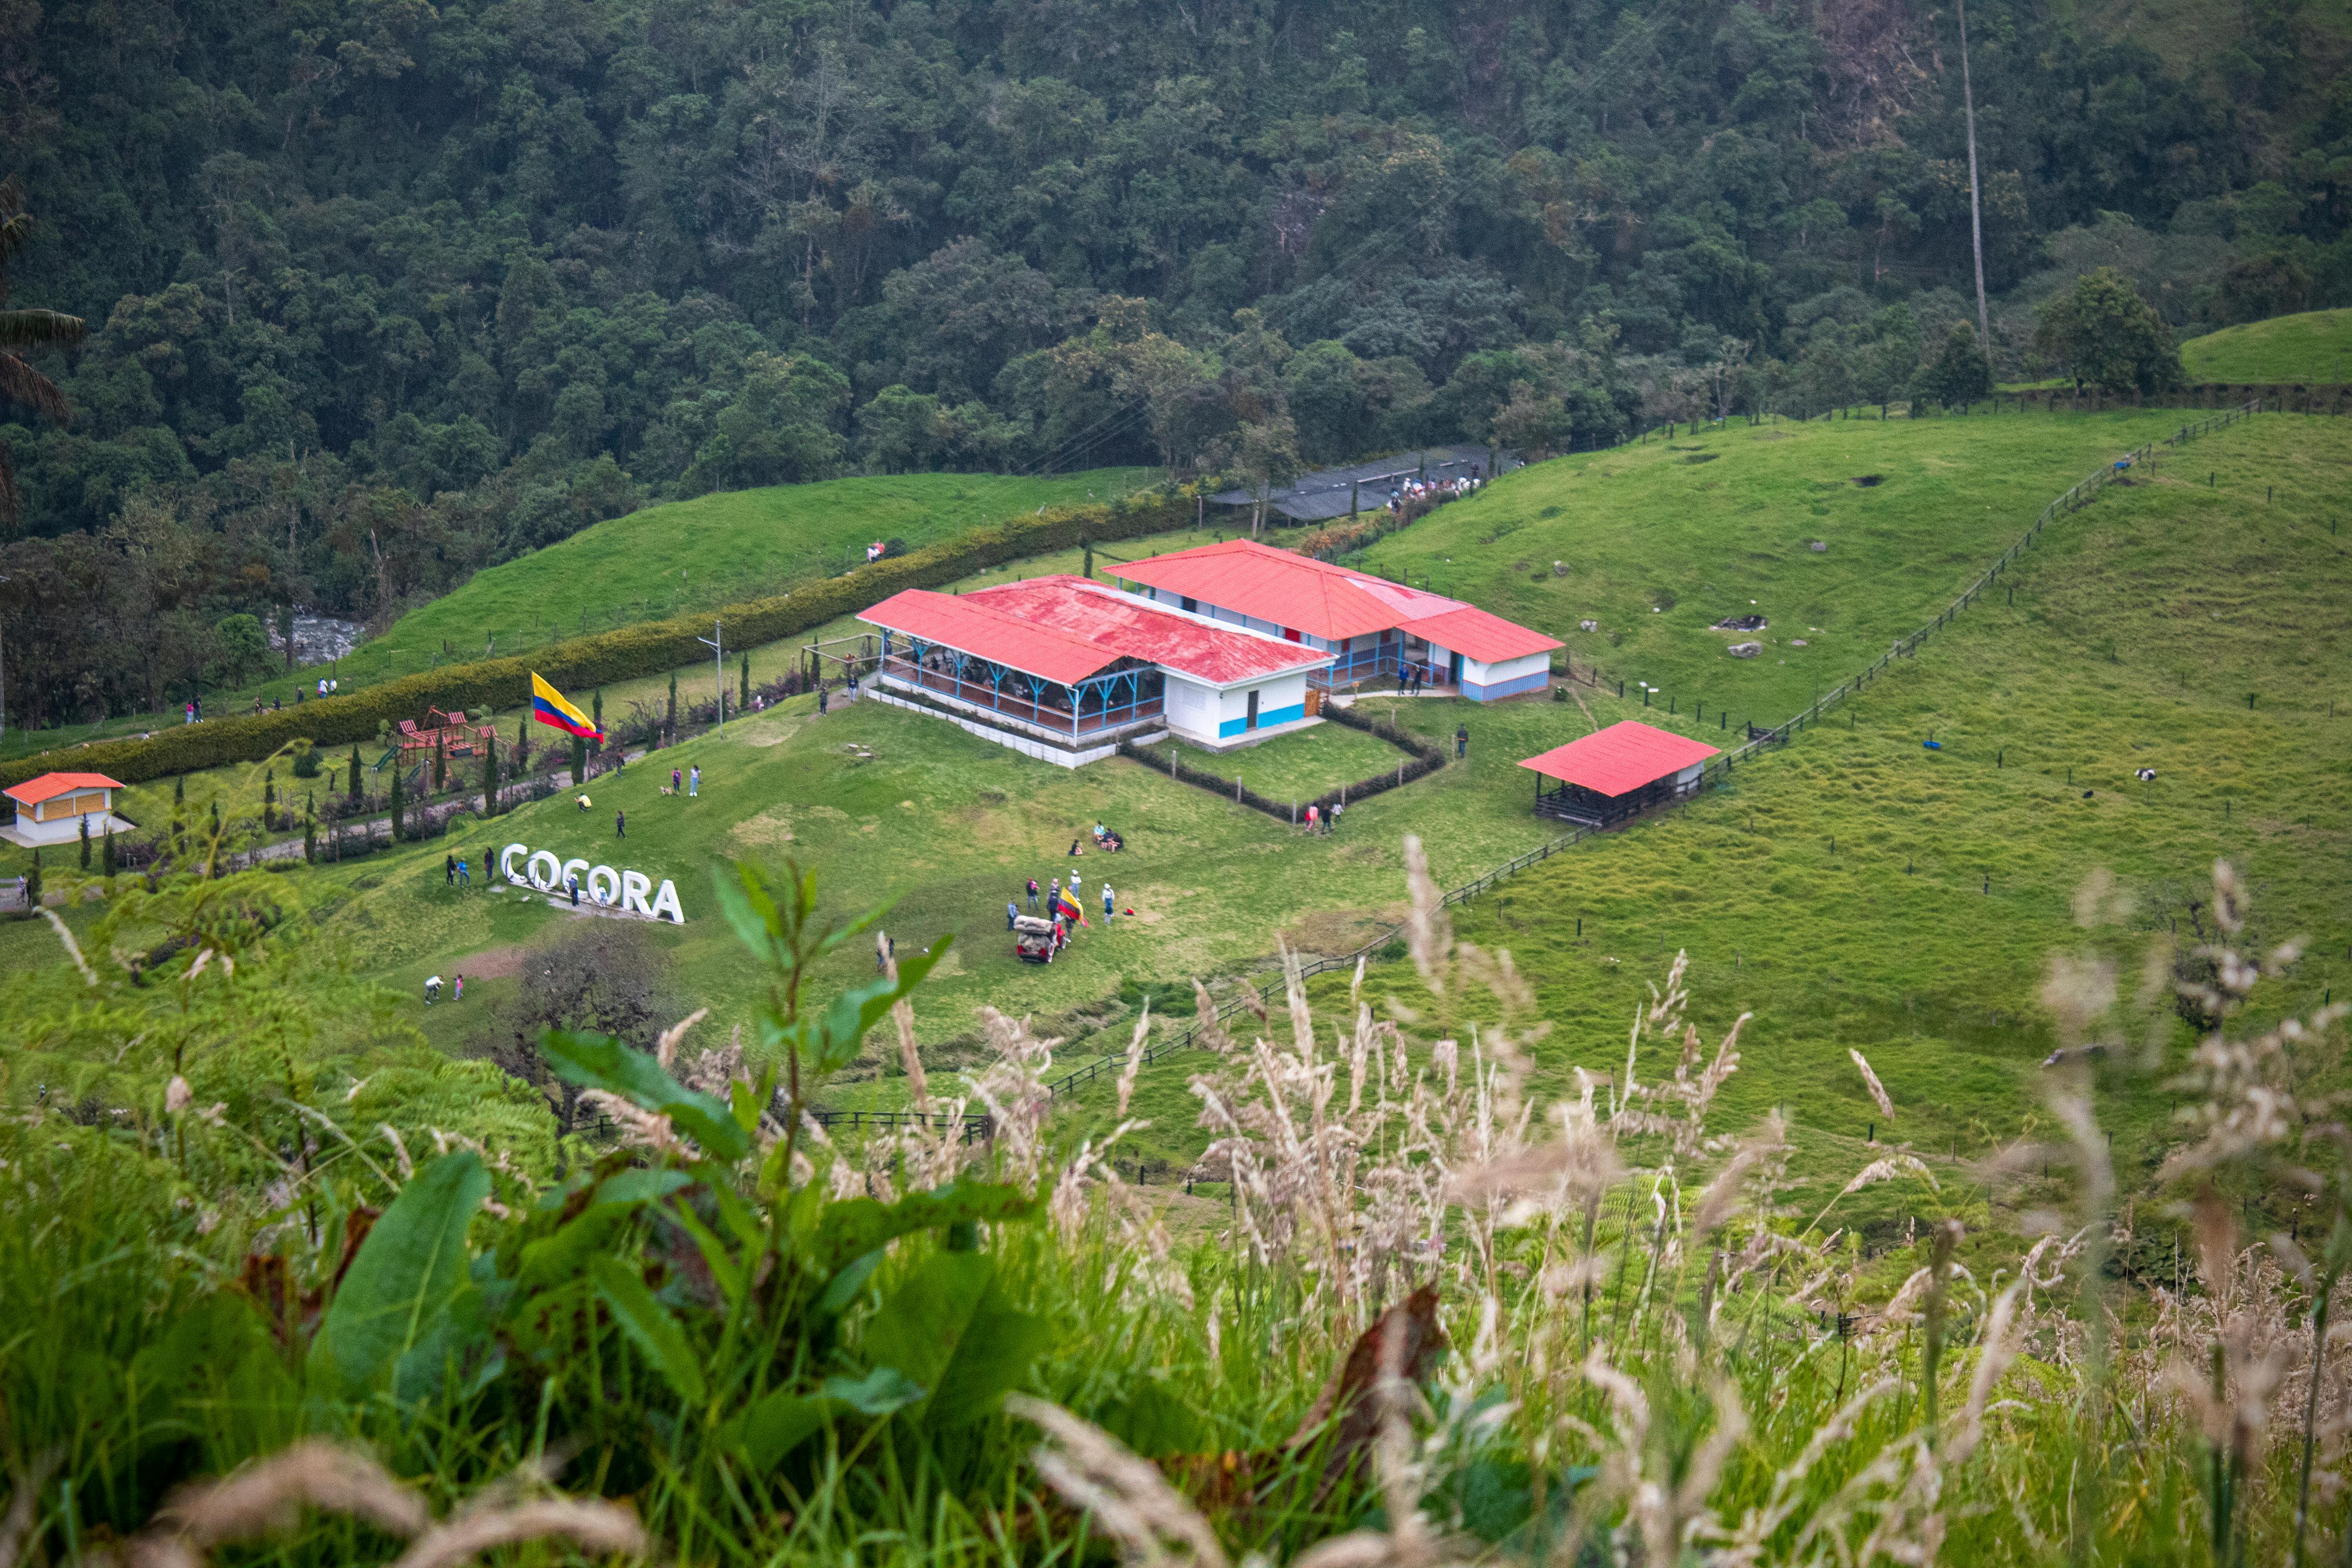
<box><xmin>174</xmin><ymin>774</ymin><xmax>185</xmax><ymax>805</ymax></box>
<box><xmin>570</xmin><ymin>736</ymin><xmax>586</xmax><ymax>786</ymax></box>
<box><xmin>24</xmin><ymin>849</ymin><xmax>40</xmax><ymax>908</ymax></box>
<box><xmin>592</xmin><ymin>688</ymin><xmax>603</xmax><ymax>736</ymax></box>
<box><xmin>740</xmin><ymin>651</ymin><xmax>751</xmax><ymax>708</ymax></box>
<box><xmin>433</xmin><ymin>732</ymin><xmax>446</xmax><ymax>793</ymax></box>
<box><xmin>389</xmin><ymin>763</ymin><xmax>405</xmax><ymax>841</ymax></box>
<box><xmin>482</xmin><ymin>732</ymin><xmax>498</xmax><ymax>814</ymax></box>
<box><xmin>666</xmin><ymin>670</ymin><xmax>677</xmax><ymax>735</ymax></box>
<box><xmin>304</xmin><ymin>811</ymin><xmax>315</xmax><ymax>863</ymax></box>
<box><xmin>263</xmin><ymin>768</ymin><xmax>276</xmax><ymax>829</ymax></box>
<box><xmin>349</xmin><ymin>745</ymin><xmax>364</xmax><ymax>806</ymax></box>
<box><xmin>102</xmin><ymin>826</ymin><xmax>116</xmax><ymax>877</ymax></box>
<box><xmin>79</xmin><ymin>813</ymin><xmax>91</xmax><ymax>869</ymax></box>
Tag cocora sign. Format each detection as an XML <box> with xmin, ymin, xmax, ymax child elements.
<box><xmin>500</xmin><ymin>842</ymin><xmax>685</xmax><ymax>922</ymax></box>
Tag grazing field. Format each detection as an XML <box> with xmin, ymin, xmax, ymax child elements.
<box><xmin>5</xmin><ymin>409</ymin><xmax>2349</xmax><ymax>1568</ymax></box>
<box><xmin>19</xmin><ymin>408</ymin><xmax>2344</xmax><ymax>1197</ymax></box>
<box><xmin>1073</xmin><ymin>410</ymin><xmax>2352</xmax><ymax>1196</ymax></box>
<box><xmin>2180</xmin><ymin>306</ymin><xmax>2352</xmax><ymax>384</ymax></box>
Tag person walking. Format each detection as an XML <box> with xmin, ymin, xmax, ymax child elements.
<box><xmin>425</xmin><ymin>975</ymin><xmax>442</xmax><ymax>1005</ymax></box>
<box><xmin>1455</xmin><ymin>723</ymin><xmax>1469</xmax><ymax>759</ymax></box>
<box><xmin>458</xmin><ymin>855</ymin><xmax>470</xmax><ymax>887</ymax></box>
<box><xmin>1102</xmin><ymin>883</ymin><xmax>1114</xmax><ymax>921</ymax></box>
<box><xmin>671</xmin><ymin>767</ymin><xmax>681</xmax><ymax>794</ymax></box>
<box><xmin>453</xmin><ymin>973</ymin><xmax>465</xmax><ymax>1003</ymax></box>
<box><xmin>818</xmin><ymin>686</ymin><xmax>829</xmax><ymax>715</ymax></box>
<box><xmin>689</xmin><ymin>765</ymin><xmax>699</xmax><ymax>798</ymax></box>
<box><xmin>1304</xmin><ymin>804</ymin><xmax>1318</xmax><ymax>833</ymax></box>
<box><xmin>445</xmin><ymin>852</ymin><xmax>456</xmax><ymax>887</ymax></box>
<box><xmin>1027</xmin><ymin>877</ymin><xmax>1041</xmax><ymax>912</ymax></box>
<box><xmin>616</xmin><ymin>808</ymin><xmax>626</xmax><ymax>838</ymax></box>
<box><xmin>567</xmin><ymin>873</ymin><xmax>581</xmax><ymax>907</ymax></box>
<box><xmin>1049</xmin><ymin>876</ymin><xmax>1061</xmax><ymax>914</ymax></box>
<box><xmin>1007</xmin><ymin>899</ymin><xmax>1019</xmax><ymax>931</ymax></box>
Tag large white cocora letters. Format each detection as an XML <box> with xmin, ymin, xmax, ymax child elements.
<box><xmin>500</xmin><ymin>842</ymin><xmax>685</xmax><ymax>922</ymax></box>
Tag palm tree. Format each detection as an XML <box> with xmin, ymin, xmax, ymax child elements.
<box><xmin>0</xmin><ymin>176</ymin><xmax>88</xmax><ymax>530</ymax></box>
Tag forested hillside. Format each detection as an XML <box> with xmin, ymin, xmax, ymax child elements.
<box><xmin>3</xmin><ymin>0</ymin><xmax>2345</xmax><ymax>726</ymax></box>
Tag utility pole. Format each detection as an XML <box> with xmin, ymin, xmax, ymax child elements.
<box><xmin>697</xmin><ymin>620</ymin><xmax>725</xmax><ymax>733</ymax></box>
<box><xmin>1958</xmin><ymin>0</ymin><xmax>1992</xmax><ymax>355</ymax></box>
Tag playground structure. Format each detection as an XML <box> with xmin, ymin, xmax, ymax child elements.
<box><xmin>395</xmin><ymin>707</ymin><xmax>498</xmax><ymax>759</ymax></box>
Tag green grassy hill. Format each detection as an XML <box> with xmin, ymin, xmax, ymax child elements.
<box><xmin>1087</xmin><ymin>406</ymin><xmax>2352</xmax><ymax>1201</ymax></box>
<box><xmin>335</xmin><ymin>467</ymin><xmax>1156</xmax><ymax>691</ymax></box>
<box><xmin>0</xmin><ymin>466</ymin><xmax>1151</xmax><ymax>762</ymax></box>
<box><xmin>8</xmin><ymin>408</ymin><xmax>2343</xmax><ymax>1208</ymax></box>
<box><xmin>2181</xmin><ymin>308</ymin><xmax>2352</xmax><ymax>384</ymax></box>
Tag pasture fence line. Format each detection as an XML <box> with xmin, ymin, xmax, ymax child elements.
<box><xmin>1014</xmin><ymin>399</ymin><xmax>2265</xmax><ymax>1109</ymax></box>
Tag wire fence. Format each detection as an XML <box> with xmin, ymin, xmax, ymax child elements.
<box><xmin>1017</xmin><ymin>399</ymin><xmax>2265</xmax><ymax>1107</ymax></box>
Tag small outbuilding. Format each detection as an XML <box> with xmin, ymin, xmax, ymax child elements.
<box><xmin>1518</xmin><ymin>722</ymin><xmax>1719</xmax><ymax>826</ymax></box>
<box><xmin>2</xmin><ymin>771</ymin><xmax>133</xmax><ymax>847</ymax></box>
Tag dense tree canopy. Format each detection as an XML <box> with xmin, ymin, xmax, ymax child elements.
<box><xmin>2034</xmin><ymin>268</ymin><xmax>2188</xmax><ymax>397</ymax></box>
<box><xmin>0</xmin><ymin>0</ymin><xmax>2342</xmax><ymax>725</ymax></box>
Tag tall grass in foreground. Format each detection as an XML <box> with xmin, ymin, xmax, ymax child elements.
<box><xmin>0</xmin><ymin>841</ymin><xmax>2344</xmax><ymax>1567</ymax></box>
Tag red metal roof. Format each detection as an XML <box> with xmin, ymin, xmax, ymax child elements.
<box><xmin>4</xmin><ymin>771</ymin><xmax>125</xmax><ymax>806</ymax></box>
<box><xmin>1517</xmin><ymin>722</ymin><xmax>1720</xmax><ymax>797</ymax></box>
<box><xmin>1116</xmin><ymin>539</ymin><xmax>1464</xmax><ymax>642</ymax></box>
<box><xmin>1398</xmin><ymin>604</ymin><xmax>1562</xmax><ymax>664</ymax></box>
<box><xmin>861</xmin><ymin>576</ymin><xmax>1331</xmax><ymax>687</ymax></box>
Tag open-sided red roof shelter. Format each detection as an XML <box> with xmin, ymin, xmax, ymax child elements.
<box><xmin>1520</xmin><ymin>722</ymin><xmax>1719</xmax><ymax>797</ymax></box>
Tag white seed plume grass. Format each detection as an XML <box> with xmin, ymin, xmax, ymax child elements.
<box><xmin>41</xmin><ymin>907</ymin><xmax>96</xmax><ymax>987</ymax></box>
<box><xmin>652</xmin><ymin>1005</ymin><xmax>708</xmax><ymax>1071</ymax></box>
<box><xmin>108</xmin><ymin>1441</ymin><xmax>642</xmax><ymax>1568</ymax></box>
<box><xmin>147</xmin><ymin>1442</ymin><xmax>431</xmax><ymax>1553</ymax></box>
<box><xmin>1117</xmin><ymin>1000</ymin><xmax>1152</xmax><ymax>1117</ymax></box>
<box><xmin>1007</xmin><ymin>1394</ymin><xmax>1229</xmax><ymax>1568</ymax></box>
<box><xmin>1847</xmin><ymin>1048</ymin><xmax>1895</xmax><ymax>1122</ymax></box>
<box><xmin>0</xmin><ymin>1454</ymin><xmax>59</xmax><ymax>1568</ymax></box>
<box><xmin>388</xmin><ymin>1498</ymin><xmax>646</xmax><ymax>1568</ymax></box>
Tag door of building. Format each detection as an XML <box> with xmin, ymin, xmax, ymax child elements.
<box><xmin>1245</xmin><ymin>689</ymin><xmax>1259</xmax><ymax>730</ymax></box>
<box><xmin>1448</xmin><ymin>651</ymin><xmax>1464</xmax><ymax>684</ymax></box>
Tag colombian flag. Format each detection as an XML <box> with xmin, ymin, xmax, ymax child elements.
<box><xmin>531</xmin><ymin>672</ymin><xmax>603</xmax><ymax>743</ymax></box>
<box><xmin>1055</xmin><ymin>889</ymin><xmax>1088</xmax><ymax>926</ymax></box>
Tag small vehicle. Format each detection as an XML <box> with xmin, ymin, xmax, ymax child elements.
<box><xmin>1013</xmin><ymin>914</ymin><xmax>1060</xmax><ymax>964</ymax></box>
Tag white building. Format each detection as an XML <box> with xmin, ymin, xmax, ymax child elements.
<box><xmin>858</xmin><ymin>574</ymin><xmax>1333</xmax><ymax>767</ymax></box>
<box><xmin>1105</xmin><ymin>538</ymin><xmax>1562</xmax><ymax>700</ymax></box>
<box><xmin>3</xmin><ymin>771</ymin><xmax>133</xmax><ymax>848</ymax></box>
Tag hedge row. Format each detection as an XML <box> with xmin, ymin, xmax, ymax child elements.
<box><xmin>3</xmin><ymin>485</ymin><xmax>1204</xmax><ymax>792</ymax></box>
<box><xmin>1117</xmin><ymin>701</ymin><xmax>1447</xmax><ymax>825</ymax></box>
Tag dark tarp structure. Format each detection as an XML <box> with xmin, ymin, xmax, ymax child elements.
<box><xmin>1208</xmin><ymin>446</ymin><xmax>1514</xmax><ymax>523</ymax></box>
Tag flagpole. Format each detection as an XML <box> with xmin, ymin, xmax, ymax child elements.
<box><xmin>696</xmin><ymin>620</ymin><xmax>725</xmax><ymax>733</ymax></box>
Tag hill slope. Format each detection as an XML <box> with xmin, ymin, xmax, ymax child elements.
<box><xmin>2182</xmin><ymin>309</ymin><xmax>2352</xmax><ymax>384</ymax></box>
<box><xmin>330</xmin><ymin>468</ymin><xmax>1156</xmax><ymax>691</ymax></box>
